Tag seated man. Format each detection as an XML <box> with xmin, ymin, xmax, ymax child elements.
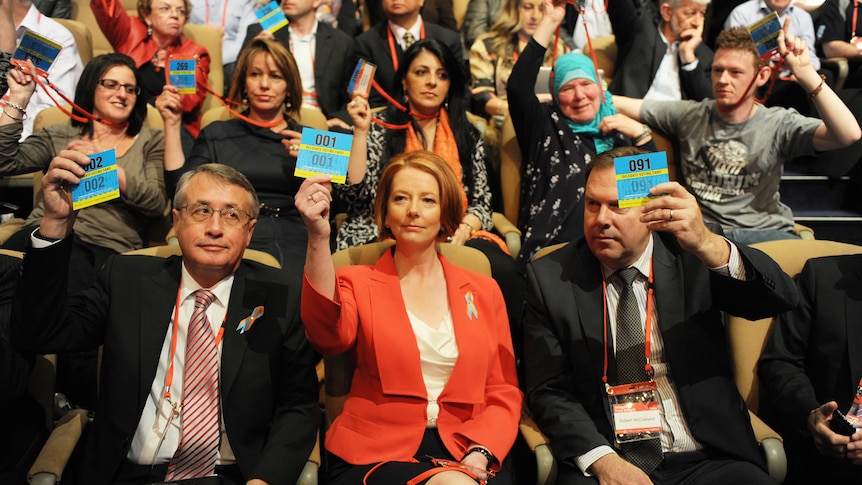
<box><xmin>242</xmin><ymin>0</ymin><xmax>356</xmax><ymax>130</ymax></box>
<box><xmin>354</xmin><ymin>0</ymin><xmax>462</xmax><ymax>108</ymax></box>
<box><xmin>608</xmin><ymin>0</ymin><xmax>713</xmax><ymax>101</ymax></box>
<box><xmin>759</xmin><ymin>253</ymin><xmax>862</xmax><ymax>484</ymax></box>
<box><xmin>815</xmin><ymin>0</ymin><xmax>862</xmax><ymax>88</ymax></box>
<box><xmin>615</xmin><ymin>26</ymin><xmax>861</xmax><ymax>245</ymax></box>
<box><xmin>523</xmin><ymin>145</ymin><xmax>799</xmax><ymax>484</ymax></box>
<box><xmin>11</xmin><ymin>162</ymin><xmax>319</xmax><ymax>485</ymax></box>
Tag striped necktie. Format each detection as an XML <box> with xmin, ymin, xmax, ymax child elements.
<box><xmin>165</xmin><ymin>289</ymin><xmax>220</xmax><ymax>481</ymax></box>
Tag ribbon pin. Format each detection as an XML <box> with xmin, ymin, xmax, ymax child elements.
<box><xmin>465</xmin><ymin>291</ymin><xmax>478</xmax><ymax>320</ymax></box>
<box><xmin>237</xmin><ymin>306</ymin><xmax>264</xmax><ymax>334</ymax></box>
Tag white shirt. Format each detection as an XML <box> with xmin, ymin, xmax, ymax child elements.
<box><xmin>187</xmin><ymin>0</ymin><xmax>260</xmax><ymax>64</ymax></box>
<box><xmin>12</xmin><ymin>5</ymin><xmax>82</xmax><ymax>139</ymax></box>
<box><xmin>643</xmin><ymin>29</ymin><xmax>697</xmax><ymax>101</ymax></box>
<box><xmin>289</xmin><ymin>22</ymin><xmax>320</xmax><ymax>111</ymax></box>
<box><xmin>575</xmin><ymin>234</ymin><xmax>747</xmax><ymax>475</ymax></box>
<box><xmin>388</xmin><ymin>17</ymin><xmax>423</xmax><ymax>51</ymax></box>
<box><xmin>127</xmin><ymin>264</ymin><xmax>237</xmax><ymax>465</ymax></box>
<box><xmin>408</xmin><ymin>307</ymin><xmax>458</xmax><ymax>427</ymax></box>
<box><xmin>571</xmin><ymin>2</ymin><xmax>613</xmax><ymax>51</ymax></box>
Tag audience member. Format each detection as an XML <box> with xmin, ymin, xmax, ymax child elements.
<box><xmin>354</xmin><ymin>0</ymin><xmax>462</xmax><ymax>108</ymax></box>
<box><xmin>1</xmin><ymin>54</ymin><xmax>168</xmax><ymax>409</ymax></box>
<box><xmin>33</xmin><ymin>0</ymin><xmax>69</xmax><ymax>17</ymax></box>
<box><xmin>364</xmin><ymin>0</ymin><xmax>457</xmax><ymax>31</ymax></box>
<box><xmin>507</xmin><ymin>0</ymin><xmax>656</xmax><ymax>267</ymax></box>
<box><xmin>815</xmin><ymin>0</ymin><xmax>862</xmax><ymax>88</ymax></box>
<box><xmin>609</xmin><ymin>0</ymin><xmax>713</xmax><ymax>101</ymax></box>
<box><xmin>11</xmin><ymin>163</ymin><xmax>320</xmax><ymax>485</ymax></box>
<box><xmin>90</xmin><ymin>0</ymin><xmax>211</xmax><ymax>143</ymax></box>
<box><xmin>615</xmin><ymin>27</ymin><xmax>861</xmax><ymax>245</ymax></box>
<box><xmin>188</xmin><ymin>0</ymin><xmax>258</xmax><ymax>90</ymax></box>
<box><xmin>341</xmin><ymin>40</ymin><xmax>526</xmax><ymax>356</ymax></box>
<box><xmin>462</xmin><ymin>0</ymin><xmax>504</xmax><ymax>50</ymax></box>
<box><xmin>523</xmin><ymin>145</ymin><xmax>799</xmax><ymax>485</ymax></box>
<box><xmin>8</xmin><ymin>0</ymin><xmax>82</xmax><ymax>139</ymax></box>
<box><xmin>570</xmin><ymin>0</ymin><xmax>612</xmax><ymax>51</ymax></box>
<box><xmin>242</xmin><ymin>0</ymin><xmax>356</xmax><ymax>130</ymax></box>
<box><xmin>298</xmin><ymin>152</ymin><xmax>521</xmax><ymax>485</ymax></box>
<box><xmin>759</xmin><ymin>253</ymin><xmax>862</xmax><ymax>484</ymax></box>
<box><xmin>161</xmin><ymin>38</ymin><xmax>309</xmax><ymax>274</ymax></box>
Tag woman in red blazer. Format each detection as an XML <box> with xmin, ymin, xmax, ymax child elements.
<box><xmin>297</xmin><ymin>151</ymin><xmax>522</xmax><ymax>484</ymax></box>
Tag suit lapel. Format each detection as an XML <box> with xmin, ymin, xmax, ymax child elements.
<box><xmin>314</xmin><ymin>25</ymin><xmax>330</xmax><ymax>91</ymax></box>
<box><xmin>139</xmin><ymin>257</ymin><xmax>183</xmax><ymax>406</ymax></box>
<box><xmin>221</xmin><ymin>264</ymin><xmax>254</xmax><ymax>400</ymax></box>
<box><xmin>572</xmin><ymin>243</ymin><xmax>607</xmax><ymax>379</ymax></box>
<box><xmin>440</xmin><ymin>257</ymin><xmax>485</xmax><ymax>404</ymax></box>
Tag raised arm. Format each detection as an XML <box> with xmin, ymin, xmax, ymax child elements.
<box><xmin>345</xmin><ymin>95</ymin><xmax>371</xmax><ymax>184</ymax></box>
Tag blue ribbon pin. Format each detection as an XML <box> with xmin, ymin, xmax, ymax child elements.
<box><xmin>465</xmin><ymin>291</ymin><xmax>478</xmax><ymax>320</ymax></box>
<box><xmin>237</xmin><ymin>306</ymin><xmax>264</xmax><ymax>334</ymax></box>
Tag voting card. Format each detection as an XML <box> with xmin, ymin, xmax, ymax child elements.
<box><xmin>255</xmin><ymin>1</ymin><xmax>289</xmax><ymax>33</ymax></box>
<box><xmin>348</xmin><ymin>59</ymin><xmax>377</xmax><ymax>98</ymax></box>
<box><xmin>12</xmin><ymin>30</ymin><xmax>62</xmax><ymax>77</ymax></box>
<box><xmin>71</xmin><ymin>149</ymin><xmax>120</xmax><ymax>210</ymax></box>
<box><xmin>748</xmin><ymin>11</ymin><xmax>782</xmax><ymax>59</ymax></box>
<box><xmin>167</xmin><ymin>56</ymin><xmax>197</xmax><ymax>94</ymax></box>
<box><xmin>614</xmin><ymin>151</ymin><xmax>670</xmax><ymax>209</ymax></box>
<box><xmin>294</xmin><ymin>128</ymin><xmax>351</xmax><ymax>184</ymax></box>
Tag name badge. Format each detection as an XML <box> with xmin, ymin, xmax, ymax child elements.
<box><xmin>748</xmin><ymin>11</ymin><xmax>782</xmax><ymax>59</ymax></box>
<box><xmin>614</xmin><ymin>151</ymin><xmax>670</xmax><ymax>209</ymax></box>
<box><xmin>71</xmin><ymin>149</ymin><xmax>120</xmax><ymax>210</ymax></box>
<box><xmin>167</xmin><ymin>57</ymin><xmax>197</xmax><ymax>94</ymax></box>
<box><xmin>607</xmin><ymin>381</ymin><xmax>663</xmax><ymax>444</ymax></box>
<box><xmin>12</xmin><ymin>29</ymin><xmax>63</xmax><ymax>77</ymax></box>
<box><xmin>348</xmin><ymin>59</ymin><xmax>377</xmax><ymax>98</ymax></box>
<box><xmin>294</xmin><ymin>128</ymin><xmax>351</xmax><ymax>184</ymax></box>
<box><xmin>255</xmin><ymin>1</ymin><xmax>289</xmax><ymax>33</ymax></box>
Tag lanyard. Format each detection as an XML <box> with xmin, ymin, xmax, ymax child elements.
<box><xmin>163</xmin><ymin>283</ymin><xmax>225</xmax><ymax>408</ymax></box>
<box><xmin>601</xmin><ymin>259</ymin><xmax>655</xmax><ymax>385</ymax></box>
<box><xmin>387</xmin><ymin>21</ymin><xmax>426</xmax><ymax>72</ymax></box>
<box><xmin>205</xmin><ymin>0</ymin><xmax>230</xmax><ymax>28</ymax></box>
<box><xmin>25</xmin><ymin>73</ymin><xmax>129</xmax><ymax>129</ymax></box>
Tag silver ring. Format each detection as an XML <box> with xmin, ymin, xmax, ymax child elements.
<box><xmin>669</xmin><ymin>209</ymin><xmax>674</xmax><ymax>221</ymax></box>
<box><xmin>349</xmin><ymin>101</ymin><xmax>356</xmax><ymax>108</ymax></box>
<box><xmin>290</xmin><ymin>144</ymin><xmax>299</xmax><ymax>151</ymax></box>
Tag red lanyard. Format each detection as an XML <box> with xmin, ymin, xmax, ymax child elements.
<box><xmin>30</xmin><ymin>74</ymin><xmax>129</xmax><ymax>129</ymax></box>
<box><xmin>601</xmin><ymin>259</ymin><xmax>655</xmax><ymax>385</ymax></box>
<box><xmin>204</xmin><ymin>0</ymin><xmax>230</xmax><ymax>28</ymax></box>
<box><xmin>386</xmin><ymin>21</ymin><xmax>426</xmax><ymax>72</ymax></box>
<box><xmin>163</xmin><ymin>283</ymin><xmax>225</xmax><ymax>407</ymax></box>
<box><xmin>194</xmin><ymin>76</ymin><xmax>286</xmax><ymax>129</ymax></box>
<box><xmin>576</xmin><ymin>5</ymin><xmax>607</xmax><ymax>103</ymax></box>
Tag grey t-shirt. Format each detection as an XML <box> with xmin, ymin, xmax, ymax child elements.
<box><xmin>641</xmin><ymin>99</ymin><xmax>820</xmax><ymax>233</ymax></box>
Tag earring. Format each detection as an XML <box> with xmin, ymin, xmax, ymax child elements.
<box><xmin>444</xmin><ymin>97</ymin><xmax>449</xmax><ymax>110</ymax></box>
<box><xmin>285</xmin><ymin>97</ymin><xmax>292</xmax><ymax>109</ymax></box>
<box><xmin>147</xmin><ymin>24</ymin><xmax>152</xmax><ymax>37</ymax></box>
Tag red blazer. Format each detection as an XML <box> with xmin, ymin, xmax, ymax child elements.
<box><xmin>91</xmin><ymin>0</ymin><xmax>210</xmax><ymax>137</ymax></box>
<box><xmin>302</xmin><ymin>249</ymin><xmax>522</xmax><ymax>469</ymax></box>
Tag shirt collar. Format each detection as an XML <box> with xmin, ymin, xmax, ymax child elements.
<box><xmin>388</xmin><ymin>16</ymin><xmax>422</xmax><ymax>45</ymax></box>
<box><xmin>288</xmin><ymin>19</ymin><xmax>319</xmax><ymax>40</ymax></box>
<box><xmin>16</xmin><ymin>4</ymin><xmax>41</xmax><ymax>38</ymax></box>
<box><xmin>602</xmin><ymin>233</ymin><xmax>655</xmax><ymax>281</ymax></box>
<box><xmin>179</xmin><ymin>263</ymin><xmax>235</xmax><ymax>310</ymax></box>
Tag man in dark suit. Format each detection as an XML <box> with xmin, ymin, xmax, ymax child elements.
<box><xmin>243</xmin><ymin>0</ymin><xmax>356</xmax><ymax>129</ymax></box>
<box><xmin>759</xmin><ymin>254</ymin><xmax>862</xmax><ymax>484</ymax></box>
<box><xmin>609</xmin><ymin>0</ymin><xmax>714</xmax><ymax>101</ymax></box>
<box><xmin>353</xmin><ymin>0</ymin><xmax>463</xmax><ymax>108</ymax></box>
<box><xmin>11</xmin><ymin>161</ymin><xmax>319</xmax><ymax>485</ymax></box>
<box><xmin>523</xmin><ymin>146</ymin><xmax>798</xmax><ymax>484</ymax></box>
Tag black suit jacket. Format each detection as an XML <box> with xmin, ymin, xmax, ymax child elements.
<box><xmin>243</xmin><ymin>21</ymin><xmax>356</xmax><ymax>123</ymax></box>
<box><xmin>353</xmin><ymin>20</ymin><xmax>464</xmax><ymax>108</ymax></box>
<box><xmin>608</xmin><ymin>0</ymin><xmax>713</xmax><ymax>100</ymax></box>
<box><xmin>523</xmin><ymin>233</ymin><xmax>797</xmax><ymax>473</ymax></box>
<box><xmin>759</xmin><ymin>254</ymin><xmax>862</xmax><ymax>477</ymax></box>
<box><xmin>11</xmin><ymin>238</ymin><xmax>319</xmax><ymax>485</ymax></box>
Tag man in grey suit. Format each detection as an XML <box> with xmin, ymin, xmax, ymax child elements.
<box><xmin>11</xmin><ymin>161</ymin><xmax>319</xmax><ymax>485</ymax></box>
<box><xmin>523</xmin><ymin>146</ymin><xmax>797</xmax><ymax>484</ymax></box>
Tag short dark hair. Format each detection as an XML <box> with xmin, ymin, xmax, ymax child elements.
<box><xmin>72</xmin><ymin>53</ymin><xmax>147</xmax><ymax>137</ymax></box>
<box><xmin>174</xmin><ymin>163</ymin><xmax>260</xmax><ymax>219</ymax></box>
<box><xmin>374</xmin><ymin>151</ymin><xmax>463</xmax><ymax>242</ymax></box>
<box><xmin>584</xmin><ymin>145</ymin><xmax>646</xmax><ymax>183</ymax></box>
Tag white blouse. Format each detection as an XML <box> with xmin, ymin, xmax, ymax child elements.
<box><xmin>407</xmin><ymin>308</ymin><xmax>459</xmax><ymax>428</ymax></box>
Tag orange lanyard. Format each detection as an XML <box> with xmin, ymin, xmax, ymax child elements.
<box><xmin>163</xmin><ymin>283</ymin><xmax>225</xmax><ymax>407</ymax></box>
<box><xmin>387</xmin><ymin>21</ymin><xmax>426</xmax><ymax>72</ymax></box>
<box><xmin>205</xmin><ymin>0</ymin><xmax>230</xmax><ymax>28</ymax></box>
<box><xmin>601</xmin><ymin>259</ymin><xmax>655</xmax><ymax>385</ymax></box>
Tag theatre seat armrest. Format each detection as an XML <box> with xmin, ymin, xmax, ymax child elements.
<box><xmin>28</xmin><ymin>410</ymin><xmax>89</xmax><ymax>484</ymax></box>
<box><xmin>492</xmin><ymin>212</ymin><xmax>522</xmax><ymax>259</ymax></box>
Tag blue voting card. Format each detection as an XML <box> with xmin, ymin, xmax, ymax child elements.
<box><xmin>614</xmin><ymin>151</ymin><xmax>670</xmax><ymax>209</ymax></box>
<box><xmin>71</xmin><ymin>149</ymin><xmax>120</xmax><ymax>210</ymax></box>
<box><xmin>255</xmin><ymin>1</ymin><xmax>289</xmax><ymax>33</ymax></box>
<box><xmin>294</xmin><ymin>128</ymin><xmax>352</xmax><ymax>184</ymax></box>
<box><xmin>748</xmin><ymin>11</ymin><xmax>782</xmax><ymax>59</ymax></box>
<box><xmin>168</xmin><ymin>57</ymin><xmax>197</xmax><ymax>94</ymax></box>
<box><xmin>12</xmin><ymin>29</ymin><xmax>62</xmax><ymax>77</ymax></box>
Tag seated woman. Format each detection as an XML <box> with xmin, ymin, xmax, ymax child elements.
<box><xmin>507</xmin><ymin>0</ymin><xmax>656</xmax><ymax>268</ymax></box>
<box><xmin>160</xmin><ymin>38</ymin><xmax>307</xmax><ymax>273</ymax></box>
<box><xmin>91</xmin><ymin>0</ymin><xmax>210</xmax><ymax>145</ymax></box>
<box><xmin>298</xmin><ymin>152</ymin><xmax>522</xmax><ymax>485</ymax></box>
<box><xmin>342</xmin><ymin>39</ymin><xmax>525</xmax><ymax>357</ymax></box>
<box><xmin>0</xmin><ymin>53</ymin><xmax>167</xmax><ymax>408</ymax></box>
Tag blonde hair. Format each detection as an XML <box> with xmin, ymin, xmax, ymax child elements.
<box><xmin>487</xmin><ymin>0</ymin><xmax>563</xmax><ymax>62</ymax></box>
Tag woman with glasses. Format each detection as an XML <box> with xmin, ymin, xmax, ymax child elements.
<box><xmin>160</xmin><ymin>38</ymin><xmax>307</xmax><ymax>273</ymax></box>
<box><xmin>91</xmin><ymin>0</ymin><xmax>210</xmax><ymax>146</ymax></box>
<box><xmin>0</xmin><ymin>53</ymin><xmax>167</xmax><ymax>409</ymax></box>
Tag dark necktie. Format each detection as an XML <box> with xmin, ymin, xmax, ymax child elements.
<box><xmin>613</xmin><ymin>268</ymin><xmax>663</xmax><ymax>475</ymax></box>
<box><xmin>166</xmin><ymin>289</ymin><xmax>220</xmax><ymax>481</ymax></box>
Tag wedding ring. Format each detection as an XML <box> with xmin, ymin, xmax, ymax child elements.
<box><xmin>290</xmin><ymin>144</ymin><xmax>299</xmax><ymax>151</ymax></box>
<box><xmin>307</xmin><ymin>194</ymin><xmax>315</xmax><ymax>202</ymax></box>
<box><xmin>349</xmin><ymin>101</ymin><xmax>356</xmax><ymax>108</ymax></box>
<box><xmin>669</xmin><ymin>209</ymin><xmax>674</xmax><ymax>221</ymax></box>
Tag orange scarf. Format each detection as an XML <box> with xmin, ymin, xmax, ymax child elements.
<box><xmin>404</xmin><ymin>109</ymin><xmax>469</xmax><ymax>212</ymax></box>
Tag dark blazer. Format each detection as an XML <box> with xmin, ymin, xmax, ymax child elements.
<box><xmin>243</xmin><ymin>21</ymin><xmax>356</xmax><ymax>123</ymax></box>
<box><xmin>353</xmin><ymin>20</ymin><xmax>463</xmax><ymax>108</ymax></box>
<box><xmin>11</xmin><ymin>238</ymin><xmax>320</xmax><ymax>485</ymax></box>
<box><xmin>523</xmin><ymin>233</ymin><xmax>798</xmax><ymax>473</ymax></box>
<box><xmin>607</xmin><ymin>0</ymin><xmax>713</xmax><ymax>101</ymax></box>
<box><xmin>759</xmin><ymin>254</ymin><xmax>862</xmax><ymax>480</ymax></box>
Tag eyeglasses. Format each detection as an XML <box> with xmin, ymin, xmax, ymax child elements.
<box><xmin>153</xmin><ymin>5</ymin><xmax>188</xmax><ymax>16</ymax></box>
<box><xmin>98</xmin><ymin>79</ymin><xmax>141</xmax><ymax>95</ymax></box>
<box><xmin>178</xmin><ymin>203</ymin><xmax>254</xmax><ymax>227</ymax></box>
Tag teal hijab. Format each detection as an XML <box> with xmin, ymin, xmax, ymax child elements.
<box><xmin>552</xmin><ymin>52</ymin><xmax>616</xmax><ymax>153</ymax></box>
